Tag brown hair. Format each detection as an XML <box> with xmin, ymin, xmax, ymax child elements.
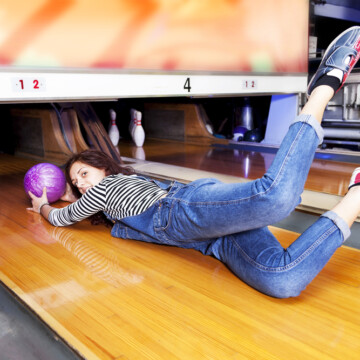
<box><xmin>65</xmin><ymin>149</ymin><xmax>135</xmax><ymax>226</ymax></box>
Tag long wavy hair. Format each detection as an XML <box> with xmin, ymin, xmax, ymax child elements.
<box><xmin>65</xmin><ymin>149</ymin><xmax>135</xmax><ymax>226</ymax></box>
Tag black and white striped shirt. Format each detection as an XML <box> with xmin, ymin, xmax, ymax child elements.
<box><xmin>48</xmin><ymin>174</ymin><xmax>168</xmax><ymax>226</ymax></box>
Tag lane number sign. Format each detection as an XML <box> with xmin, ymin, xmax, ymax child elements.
<box><xmin>12</xmin><ymin>78</ymin><xmax>46</xmax><ymax>92</ymax></box>
<box><xmin>184</xmin><ymin>77</ymin><xmax>191</xmax><ymax>92</ymax></box>
<box><xmin>243</xmin><ymin>79</ymin><xmax>257</xmax><ymax>89</ymax></box>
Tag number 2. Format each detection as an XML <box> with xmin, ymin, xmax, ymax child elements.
<box><xmin>33</xmin><ymin>80</ymin><xmax>39</xmax><ymax>89</ymax></box>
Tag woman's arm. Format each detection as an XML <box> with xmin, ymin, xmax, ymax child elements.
<box><xmin>27</xmin><ymin>187</ymin><xmax>53</xmax><ymax>221</ymax></box>
<box><xmin>29</xmin><ymin>183</ymin><xmax>79</xmax><ymax>221</ymax></box>
<box><xmin>39</xmin><ymin>203</ymin><xmax>53</xmax><ymax>220</ymax></box>
<box><xmin>27</xmin><ymin>184</ymin><xmax>106</xmax><ymax>226</ymax></box>
<box><xmin>60</xmin><ymin>183</ymin><xmax>79</xmax><ymax>203</ymax></box>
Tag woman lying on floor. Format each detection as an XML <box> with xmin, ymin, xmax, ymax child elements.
<box><xmin>28</xmin><ymin>27</ymin><xmax>360</xmax><ymax>298</ymax></box>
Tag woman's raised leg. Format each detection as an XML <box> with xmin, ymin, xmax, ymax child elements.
<box><xmin>160</xmin><ymin>27</ymin><xmax>360</xmax><ymax>241</ymax></box>
<box><xmin>164</xmin><ymin>85</ymin><xmax>344</xmax><ymax>241</ymax></box>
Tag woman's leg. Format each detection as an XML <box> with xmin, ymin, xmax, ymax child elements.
<box><xmin>203</xmin><ymin>167</ymin><xmax>360</xmax><ymax>298</ymax></box>
<box><xmin>331</xmin><ymin>185</ymin><xmax>360</xmax><ymax>228</ymax></box>
<box><xmin>167</xmin><ymin>116</ymin><xmax>322</xmax><ymax>240</ymax></box>
<box><xmin>160</xmin><ymin>27</ymin><xmax>360</xmax><ymax>241</ymax></box>
<box><xmin>300</xmin><ymin>86</ymin><xmax>334</xmax><ymax>124</ymax></box>
<box><xmin>205</xmin><ymin>211</ymin><xmax>350</xmax><ymax>298</ymax></box>
<box><xmin>164</xmin><ymin>87</ymin><xmax>331</xmax><ymax>241</ymax></box>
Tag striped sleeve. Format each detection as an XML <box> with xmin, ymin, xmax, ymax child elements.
<box><xmin>102</xmin><ymin>175</ymin><xmax>167</xmax><ymax>219</ymax></box>
<box><xmin>48</xmin><ymin>183</ymin><xmax>106</xmax><ymax>226</ymax></box>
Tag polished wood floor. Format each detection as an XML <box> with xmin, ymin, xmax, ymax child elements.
<box><xmin>118</xmin><ymin>139</ymin><xmax>359</xmax><ymax>196</ymax></box>
<box><xmin>1</xmin><ymin>152</ymin><xmax>360</xmax><ymax>359</ymax></box>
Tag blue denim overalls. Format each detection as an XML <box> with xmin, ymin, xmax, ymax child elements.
<box><xmin>109</xmin><ymin>115</ymin><xmax>350</xmax><ymax>298</ymax></box>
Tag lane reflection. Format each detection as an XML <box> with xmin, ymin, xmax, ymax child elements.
<box><xmin>50</xmin><ymin>226</ymin><xmax>144</xmax><ymax>288</ymax></box>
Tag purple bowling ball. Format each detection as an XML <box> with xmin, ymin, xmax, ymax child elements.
<box><xmin>24</xmin><ymin>163</ymin><xmax>66</xmax><ymax>203</ymax></box>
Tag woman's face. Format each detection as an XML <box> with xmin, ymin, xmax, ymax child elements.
<box><xmin>69</xmin><ymin>161</ymin><xmax>106</xmax><ymax>195</ymax></box>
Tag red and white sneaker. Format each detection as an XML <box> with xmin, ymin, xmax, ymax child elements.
<box><xmin>307</xmin><ymin>26</ymin><xmax>360</xmax><ymax>97</ymax></box>
<box><xmin>348</xmin><ymin>167</ymin><xmax>360</xmax><ymax>190</ymax></box>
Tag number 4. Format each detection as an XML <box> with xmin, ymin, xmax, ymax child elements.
<box><xmin>184</xmin><ymin>78</ymin><xmax>191</xmax><ymax>92</ymax></box>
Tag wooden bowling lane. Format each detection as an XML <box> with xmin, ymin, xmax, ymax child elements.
<box><xmin>1</xmin><ymin>152</ymin><xmax>360</xmax><ymax>359</ymax></box>
<box><xmin>118</xmin><ymin>139</ymin><xmax>358</xmax><ymax>196</ymax></box>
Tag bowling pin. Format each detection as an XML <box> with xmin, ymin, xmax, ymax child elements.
<box><xmin>108</xmin><ymin>109</ymin><xmax>120</xmax><ymax>146</ymax></box>
<box><xmin>131</xmin><ymin>111</ymin><xmax>145</xmax><ymax>147</ymax></box>
<box><xmin>129</xmin><ymin>108</ymin><xmax>137</xmax><ymax>136</ymax></box>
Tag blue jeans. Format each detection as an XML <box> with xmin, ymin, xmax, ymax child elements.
<box><xmin>110</xmin><ymin>114</ymin><xmax>351</xmax><ymax>298</ymax></box>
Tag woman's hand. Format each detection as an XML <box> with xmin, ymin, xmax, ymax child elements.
<box><xmin>27</xmin><ymin>187</ymin><xmax>49</xmax><ymax>213</ymax></box>
<box><xmin>60</xmin><ymin>183</ymin><xmax>79</xmax><ymax>203</ymax></box>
